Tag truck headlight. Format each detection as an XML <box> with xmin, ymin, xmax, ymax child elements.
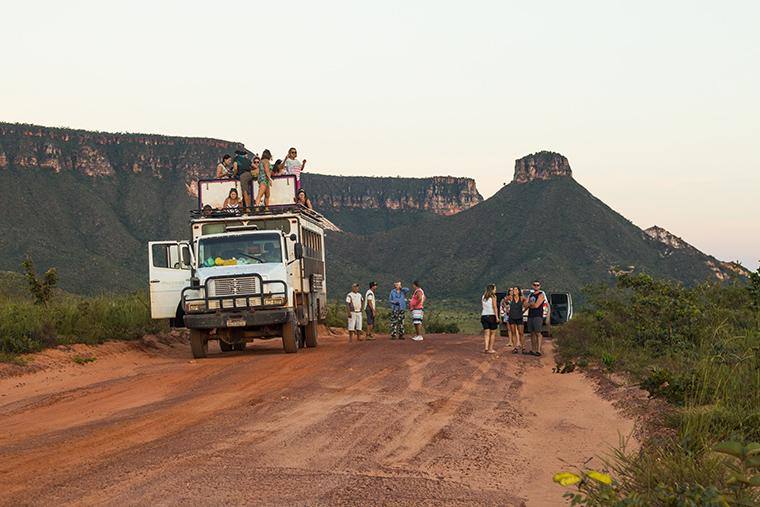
<box><xmin>186</xmin><ymin>301</ymin><xmax>207</xmax><ymax>313</ymax></box>
<box><xmin>263</xmin><ymin>295</ymin><xmax>286</xmax><ymax>306</ymax></box>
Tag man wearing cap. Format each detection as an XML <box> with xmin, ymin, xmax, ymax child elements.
<box><xmin>346</xmin><ymin>283</ymin><xmax>364</xmax><ymax>342</ymax></box>
<box><xmin>388</xmin><ymin>281</ymin><xmax>410</xmax><ymax>340</ymax></box>
<box><xmin>364</xmin><ymin>282</ymin><xmax>377</xmax><ymax>340</ymax></box>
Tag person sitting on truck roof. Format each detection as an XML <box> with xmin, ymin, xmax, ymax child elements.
<box><xmin>295</xmin><ymin>189</ymin><xmax>313</xmax><ymax>209</ymax></box>
<box><xmin>254</xmin><ymin>150</ymin><xmax>273</xmax><ymax>208</ymax></box>
<box><xmin>216</xmin><ymin>154</ymin><xmax>234</xmax><ymax>179</ymax></box>
<box><xmin>223</xmin><ymin>188</ymin><xmax>243</xmax><ymax>211</ymax></box>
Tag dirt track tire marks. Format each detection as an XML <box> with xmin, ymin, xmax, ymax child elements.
<box><xmin>0</xmin><ymin>333</ymin><xmax>634</xmax><ymax>507</ymax></box>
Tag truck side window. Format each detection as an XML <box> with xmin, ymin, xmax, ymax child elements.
<box><xmin>181</xmin><ymin>245</ymin><xmax>192</xmax><ymax>269</ymax></box>
<box><xmin>152</xmin><ymin>244</ymin><xmax>183</xmax><ymax>269</ymax></box>
<box><xmin>152</xmin><ymin>244</ymin><xmax>169</xmax><ymax>268</ymax></box>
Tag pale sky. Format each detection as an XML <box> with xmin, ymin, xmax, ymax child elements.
<box><xmin>3</xmin><ymin>0</ymin><xmax>759</xmax><ymax>268</ymax></box>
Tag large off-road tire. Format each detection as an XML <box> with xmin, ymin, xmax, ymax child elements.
<box><xmin>219</xmin><ymin>340</ymin><xmax>234</xmax><ymax>352</ymax></box>
<box><xmin>282</xmin><ymin>318</ymin><xmax>300</xmax><ymax>354</ymax></box>
<box><xmin>190</xmin><ymin>329</ymin><xmax>209</xmax><ymax>359</ymax></box>
<box><xmin>234</xmin><ymin>342</ymin><xmax>246</xmax><ymax>351</ymax></box>
<box><xmin>304</xmin><ymin>320</ymin><xmax>318</xmax><ymax>348</ymax></box>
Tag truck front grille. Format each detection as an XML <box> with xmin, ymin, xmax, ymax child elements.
<box><xmin>207</xmin><ymin>277</ymin><xmax>259</xmax><ymax>297</ymax></box>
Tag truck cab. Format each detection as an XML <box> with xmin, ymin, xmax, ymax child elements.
<box><xmin>148</xmin><ymin>177</ymin><xmax>328</xmax><ymax>358</ymax></box>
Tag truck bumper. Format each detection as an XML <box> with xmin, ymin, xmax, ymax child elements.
<box><xmin>183</xmin><ymin>308</ymin><xmax>293</xmax><ymax>330</ymax></box>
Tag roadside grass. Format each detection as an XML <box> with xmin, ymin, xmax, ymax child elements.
<box><xmin>0</xmin><ymin>291</ymin><xmax>165</xmax><ymax>362</ymax></box>
<box><xmin>554</xmin><ymin>273</ymin><xmax>760</xmax><ymax>504</ymax></box>
<box><xmin>325</xmin><ymin>299</ymin><xmax>480</xmax><ymax>335</ymax></box>
<box><xmin>72</xmin><ymin>355</ymin><xmax>97</xmax><ymax>365</ymax></box>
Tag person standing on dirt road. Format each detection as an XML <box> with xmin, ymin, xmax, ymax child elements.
<box><xmin>409</xmin><ymin>280</ymin><xmax>426</xmax><ymax>342</ymax></box>
<box><xmin>481</xmin><ymin>283</ymin><xmax>499</xmax><ymax>353</ymax></box>
<box><xmin>346</xmin><ymin>283</ymin><xmax>364</xmax><ymax>342</ymax></box>
<box><xmin>525</xmin><ymin>280</ymin><xmax>546</xmax><ymax>357</ymax></box>
<box><xmin>388</xmin><ymin>282</ymin><xmax>410</xmax><ymax>340</ymax></box>
<box><xmin>507</xmin><ymin>287</ymin><xmax>526</xmax><ymax>354</ymax></box>
<box><xmin>364</xmin><ymin>282</ymin><xmax>377</xmax><ymax>340</ymax></box>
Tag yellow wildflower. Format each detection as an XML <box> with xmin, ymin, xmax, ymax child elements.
<box><xmin>553</xmin><ymin>472</ymin><xmax>582</xmax><ymax>487</ymax></box>
<box><xmin>587</xmin><ymin>470</ymin><xmax>613</xmax><ymax>485</ymax></box>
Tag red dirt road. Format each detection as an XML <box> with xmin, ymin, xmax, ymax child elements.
<box><xmin>0</xmin><ymin>333</ymin><xmax>636</xmax><ymax>506</ymax></box>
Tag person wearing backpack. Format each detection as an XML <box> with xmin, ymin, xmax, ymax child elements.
<box><xmin>234</xmin><ymin>150</ymin><xmax>254</xmax><ymax>208</ymax></box>
<box><xmin>409</xmin><ymin>280</ymin><xmax>426</xmax><ymax>341</ymax></box>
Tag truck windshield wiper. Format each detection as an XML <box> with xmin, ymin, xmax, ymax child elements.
<box><xmin>238</xmin><ymin>253</ymin><xmax>265</xmax><ymax>263</ymax></box>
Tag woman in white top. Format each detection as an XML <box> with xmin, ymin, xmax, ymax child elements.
<box><xmin>480</xmin><ymin>283</ymin><xmax>499</xmax><ymax>354</ymax></box>
<box><xmin>283</xmin><ymin>147</ymin><xmax>306</xmax><ymax>189</ymax></box>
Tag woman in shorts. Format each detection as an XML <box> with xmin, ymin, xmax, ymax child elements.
<box><xmin>507</xmin><ymin>287</ymin><xmax>526</xmax><ymax>354</ymax></box>
<box><xmin>254</xmin><ymin>151</ymin><xmax>272</xmax><ymax>207</ymax></box>
<box><xmin>480</xmin><ymin>283</ymin><xmax>499</xmax><ymax>354</ymax></box>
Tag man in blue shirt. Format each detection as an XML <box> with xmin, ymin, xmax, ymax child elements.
<box><xmin>388</xmin><ymin>281</ymin><xmax>410</xmax><ymax>340</ymax></box>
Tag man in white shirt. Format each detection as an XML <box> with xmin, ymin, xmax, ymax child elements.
<box><xmin>345</xmin><ymin>283</ymin><xmax>364</xmax><ymax>342</ymax></box>
<box><xmin>364</xmin><ymin>282</ymin><xmax>377</xmax><ymax>340</ymax></box>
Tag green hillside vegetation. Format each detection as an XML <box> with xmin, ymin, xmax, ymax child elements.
<box><xmin>326</xmin><ymin>177</ymin><xmax>733</xmax><ymax>300</ymax></box>
<box><xmin>0</xmin><ymin>169</ymin><xmax>194</xmax><ymax>293</ymax></box>
<box><xmin>1</xmin><ymin>124</ymin><xmax>739</xmax><ymax>302</ymax></box>
<box><xmin>554</xmin><ymin>272</ymin><xmax>760</xmax><ymax>504</ymax></box>
<box><xmin>0</xmin><ymin>266</ymin><xmax>162</xmax><ymax>363</ymax></box>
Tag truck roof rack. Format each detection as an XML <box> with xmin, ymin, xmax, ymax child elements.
<box><xmin>190</xmin><ymin>204</ymin><xmax>340</xmax><ymax>230</ymax></box>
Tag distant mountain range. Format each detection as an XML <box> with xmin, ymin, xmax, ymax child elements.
<box><xmin>325</xmin><ymin>154</ymin><xmax>749</xmax><ymax>299</ymax></box>
<box><xmin>0</xmin><ymin>122</ymin><xmax>746</xmax><ymax>299</ymax></box>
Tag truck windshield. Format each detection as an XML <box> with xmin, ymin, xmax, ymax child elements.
<box><xmin>198</xmin><ymin>233</ymin><xmax>283</xmax><ymax>267</ymax></box>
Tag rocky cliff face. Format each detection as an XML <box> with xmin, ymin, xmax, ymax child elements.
<box><xmin>0</xmin><ymin>123</ymin><xmax>486</xmax><ymax>292</ymax></box>
<box><xmin>644</xmin><ymin>225</ymin><xmax>750</xmax><ymax>281</ymax></box>
<box><xmin>644</xmin><ymin>225</ymin><xmax>691</xmax><ymax>251</ymax></box>
<box><xmin>0</xmin><ymin>123</ymin><xmax>245</xmax><ymax>195</ymax></box>
<box><xmin>513</xmin><ymin>151</ymin><xmax>572</xmax><ymax>183</ymax></box>
<box><xmin>1</xmin><ymin>123</ymin><xmax>482</xmax><ymax>215</ymax></box>
<box><xmin>301</xmin><ymin>174</ymin><xmax>482</xmax><ymax>216</ymax></box>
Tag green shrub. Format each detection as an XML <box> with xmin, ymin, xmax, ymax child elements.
<box><xmin>555</xmin><ymin>271</ymin><xmax>760</xmax><ymax>503</ymax></box>
<box><xmin>0</xmin><ymin>291</ymin><xmax>163</xmax><ymax>359</ymax></box>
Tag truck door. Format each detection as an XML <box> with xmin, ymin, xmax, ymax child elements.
<box><xmin>549</xmin><ymin>293</ymin><xmax>572</xmax><ymax>325</ymax></box>
<box><xmin>148</xmin><ymin>241</ymin><xmax>193</xmax><ymax>320</ymax></box>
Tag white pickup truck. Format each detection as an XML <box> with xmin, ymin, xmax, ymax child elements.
<box><xmin>148</xmin><ymin>176</ymin><xmax>328</xmax><ymax>358</ymax></box>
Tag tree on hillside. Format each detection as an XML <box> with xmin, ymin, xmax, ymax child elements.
<box><xmin>22</xmin><ymin>256</ymin><xmax>58</xmax><ymax>306</ymax></box>
<box><xmin>749</xmin><ymin>261</ymin><xmax>760</xmax><ymax>309</ymax></box>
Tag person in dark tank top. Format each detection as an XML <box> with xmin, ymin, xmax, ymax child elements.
<box><xmin>507</xmin><ymin>287</ymin><xmax>526</xmax><ymax>354</ymax></box>
<box><xmin>525</xmin><ymin>280</ymin><xmax>546</xmax><ymax>356</ymax></box>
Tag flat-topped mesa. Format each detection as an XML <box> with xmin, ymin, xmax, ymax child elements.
<box><xmin>301</xmin><ymin>174</ymin><xmax>483</xmax><ymax>216</ymax></box>
<box><xmin>0</xmin><ymin>122</ymin><xmax>244</xmax><ymax>182</ymax></box>
<box><xmin>512</xmin><ymin>151</ymin><xmax>572</xmax><ymax>184</ymax></box>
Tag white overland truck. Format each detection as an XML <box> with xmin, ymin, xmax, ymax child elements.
<box><xmin>148</xmin><ymin>176</ymin><xmax>328</xmax><ymax>358</ymax></box>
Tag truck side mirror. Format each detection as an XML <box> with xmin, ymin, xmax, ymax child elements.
<box><xmin>294</xmin><ymin>243</ymin><xmax>304</xmax><ymax>260</ymax></box>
